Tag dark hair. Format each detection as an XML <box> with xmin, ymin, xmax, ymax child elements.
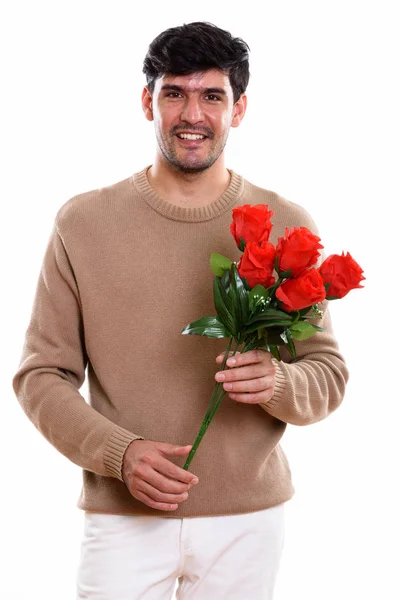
<box><xmin>143</xmin><ymin>22</ymin><xmax>250</xmax><ymax>103</ymax></box>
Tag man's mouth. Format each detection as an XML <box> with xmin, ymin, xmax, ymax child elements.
<box><xmin>176</xmin><ymin>133</ymin><xmax>207</xmax><ymax>140</ymax></box>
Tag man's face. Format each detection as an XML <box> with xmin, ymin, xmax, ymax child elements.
<box><xmin>142</xmin><ymin>69</ymin><xmax>246</xmax><ymax>173</ymax></box>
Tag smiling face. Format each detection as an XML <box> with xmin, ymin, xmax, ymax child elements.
<box><xmin>142</xmin><ymin>69</ymin><xmax>247</xmax><ymax>173</ymax></box>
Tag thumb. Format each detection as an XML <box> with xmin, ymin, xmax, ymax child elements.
<box><xmin>158</xmin><ymin>443</ymin><xmax>193</xmax><ymax>456</ymax></box>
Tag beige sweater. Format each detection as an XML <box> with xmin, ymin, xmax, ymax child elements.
<box><xmin>12</xmin><ymin>166</ymin><xmax>349</xmax><ymax>518</ymax></box>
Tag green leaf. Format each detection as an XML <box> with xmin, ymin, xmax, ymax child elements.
<box><xmin>221</xmin><ymin>268</ymin><xmax>231</xmax><ymax>294</ymax></box>
<box><xmin>216</xmin><ymin>277</ymin><xmax>233</xmax><ymax>312</ymax></box>
<box><xmin>310</xmin><ymin>324</ymin><xmax>324</xmax><ymax>332</ymax></box>
<box><xmin>246</xmin><ymin>308</ymin><xmax>293</xmax><ymax>326</ymax></box>
<box><xmin>281</xmin><ymin>329</ymin><xmax>296</xmax><ymax>358</ymax></box>
<box><xmin>181</xmin><ymin>316</ymin><xmax>231</xmax><ymax>338</ymax></box>
<box><xmin>249</xmin><ymin>284</ymin><xmax>268</xmax><ymax>310</ymax></box>
<box><xmin>213</xmin><ymin>277</ymin><xmax>236</xmax><ymax>336</ymax></box>
<box><xmin>290</xmin><ymin>321</ymin><xmax>319</xmax><ymax>341</ymax></box>
<box><xmin>298</xmin><ymin>306</ymin><xmax>313</xmax><ymax>316</ymax></box>
<box><xmin>265</xmin><ymin>327</ymin><xmax>287</xmax><ymax>346</ymax></box>
<box><xmin>242</xmin><ymin>276</ymin><xmax>251</xmax><ymax>291</ymax></box>
<box><xmin>269</xmin><ymin>344</ymin><xmax>281</xmax><ymax>361</ymax></box>
<box><xmin>210</xmin><ymin>253</ymin><xmax>233</xmax><ymax>277</ymax></box>
<box><xmin>244</xmin><ymin>320</ymin><xmax>294</xmax><ymax>334</ymax></box>
<box><xmin>230</xmin><ymin>263</ymin><xmax>250</xmax><ymax>332</ymax></box>
<box><xmin>239</xmin><ymin>237</ymin><xmax>246</xmax><ymax>252</ymax></box>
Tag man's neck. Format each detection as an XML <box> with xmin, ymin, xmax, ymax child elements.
<box><xmin>147</xmin><ymin>157</ymin><xmax>231</xmax><ymax>208</ymax></box>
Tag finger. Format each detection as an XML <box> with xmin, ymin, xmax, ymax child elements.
<box><xmin>154</xmin><ymin>454</ymin><xmax>199</xmax><ymax>485</ymax></box>
<box><xmin>233</xmin><ymin>349</ymin><xmax>270</xmax><ymax>364</ymax></box>
<box><xmin>157</xmin><ymin>444</ymin><xmax>198</xmax><ymax>482</ymax></box>
<box><xmin>133</xmin><ymin>489</ymin><xmax>180</xmax><ymax>511</ymax></box>
<box><xmin>144</xmin><ymin>469</ymin><xmax>194</xmax><ymax>494</ymax></box>
<box><xmin>159</xmin><ymin>443</ymin><xmax>193</xmax><ymax>456</ymax></box>
<box><xmin>215</xmin><ymin>351</ymin><xmax>235</xmax><ymax>363</ymax></box>
<box><xmin>222</xmin><ymin>375</ymin><xmax>273</xmax><ymax>394</ymax></box>
<box><xmin>227</xmin><ymin>390</ymin><xmax>273</xmax><ymax>404</ymax></box>
<box><xmin>216</xmin><ymin>363</ymin><xmax>267</xmax><ymax>381</ymax></box>
<box><xmin>139</xmin><ymin>479</ymin><xmax>190</xmax><ymax>505</ymax></box>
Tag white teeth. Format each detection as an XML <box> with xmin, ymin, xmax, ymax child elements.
<box><xmin>177</xmin><ymin>133</ymin><xmax>205</xmax><ymax>140</ymax></box>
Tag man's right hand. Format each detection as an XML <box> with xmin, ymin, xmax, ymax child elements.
<box><xmin>122</xmin><ymin>440</ymin><xmax>199</xmax><ymax>511</ymax></box>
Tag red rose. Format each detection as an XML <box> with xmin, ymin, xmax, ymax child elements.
<box><xmin>276</xmin><ymin>227</ymin><xmax>323</xmax><ymax>277</ymax></box>
<box><xmin>276</xmin><ymin>268</ymin><xmax>326</xmax><ymax>312</ymax></box>
<box><xmin>319</xmin><ymin>251</ymin><xmax>365</xmax><ymax>298</ymax></box>
<box><xmin>230</xmin><ymin>204</ymin><xmax>274</xmax><ymax>249</ymax></box>
<box><xmin>238</xmin><ymin>241</ymin><xmax>276</xmax><ymax>289</ymax></box>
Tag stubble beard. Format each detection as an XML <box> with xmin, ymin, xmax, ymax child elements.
<box><xmin>156</xmin><ymin>129</ymin><xmax>229</xmax><ymax>174</ymax></box>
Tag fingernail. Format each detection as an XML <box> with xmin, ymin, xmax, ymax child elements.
<box><xmin>216</xmin><ymin>373</ymin><xmax>225</xmax><ymax>381</ymax></box>
<box><xmin>227</xmin><ymin>358</ymin><xmax>236</xmax><ymax>366</ymax></box>
<box><xmin>192</xmin><ymin>477</ymin><xmax>199</xmax><ymax>484</ymax></box>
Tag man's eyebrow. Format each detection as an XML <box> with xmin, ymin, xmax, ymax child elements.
<box><xmin>204</xmin><ymin>87</ymin><xmax>227</xmax><ymax>96</ymax></box>
<box><xmin>160</xmin><ymin>84</ymin><xmax>227</xmax><ymax>95</ymax></box>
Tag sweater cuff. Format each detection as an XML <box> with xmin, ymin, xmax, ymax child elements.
<box><xmin>104</xmin><ymin>426</ymin><xmax>144</xmax><ymax>481</ymax></box>
<box><xmin>260</xmin><ymin>357</ymin><xmax>286</xmax><ymax>409</ymax></box>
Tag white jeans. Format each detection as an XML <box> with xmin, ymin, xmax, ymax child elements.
<box><xmin>76</xmin><ymin>503</ymin><xmax>285</xmax><ymax>600</ymax></box>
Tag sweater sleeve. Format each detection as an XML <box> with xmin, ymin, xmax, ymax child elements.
<box><xmin>12</xmin><ymin>221</ymin><xmax>144</xmax><ymax>481</ymax></box>
<box><xmin>259</xmin><ymin>300</ymin><xmax>349</xmax><ymax>425</ymax></box>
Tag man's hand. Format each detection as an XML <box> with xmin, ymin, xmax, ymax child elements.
<box><xmin>215</xmin><ymin>348</ymin><xmax>276</xmax><ymax>404</ymax></box>
<box><xmin>122</xmin><ymin>440</ymin><xmax>199</xmax><ymax>511</ymax></box>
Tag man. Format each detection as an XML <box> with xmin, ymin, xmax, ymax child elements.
<box><xmin>12</xmin><ymin>21</ymin><xmax>349</xmax><ymax>599</ymax></box>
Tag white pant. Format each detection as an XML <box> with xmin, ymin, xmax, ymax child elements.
<box><xmin>76</xmin><ymin>503</ymin><xmax>285</xmax><ymax>600</ymax></box>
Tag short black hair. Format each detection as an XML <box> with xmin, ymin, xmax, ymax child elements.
<box><xmin>143</xmin><ymin>22</ymin><xmax>250</xmax><ymax>103</ymax></box>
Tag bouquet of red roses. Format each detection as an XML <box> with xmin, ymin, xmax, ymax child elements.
<box><xmin>181</xmin><ymin>204</ymin><xmax>365</xmax><ymax>469</ymax></box>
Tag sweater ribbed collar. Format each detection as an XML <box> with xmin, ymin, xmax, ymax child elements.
<box><xmin>132</xmin><ymin>165</ymin><xmax>244</xmax><ymax>223</ymax></box>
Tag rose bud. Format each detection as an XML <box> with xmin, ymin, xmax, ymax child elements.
<box><xmin>276</xmin><ymin>226</ymin><xmax>323</xmax><ymax>277</ymax></box>
<box><xmin>238</xmin><ymin>241</ymin><xmax>276</xmax><ymax>289</ymax></box>
<box><xmin>276</xmin><ymin>268</ymin><xmax>326</xmax><ymax>312</ymax></box>
<box><xmin>319</xmin><ymin>251</ymin><xmax>365</xmax><ymax>299</ymax></box>
<box><xmin>230</xmin><ymin>204</ymin><xmax>274</xmax><ymax>249</ymax></box>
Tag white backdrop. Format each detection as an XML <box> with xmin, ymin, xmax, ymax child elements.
<box><xmin>2</xmin><ymin>1</ymin><xmax>399</xmax><ymax>599</ymax></box>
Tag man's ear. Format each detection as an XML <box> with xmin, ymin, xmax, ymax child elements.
<box><xmin>231</xmin><ymin>93</ymin><xmax>247</xmax><ymax>128</ymax></box>
<box><xmin>142</xmin><ymin>87</ymin><xmax>154</xmax><ymax>122</ymax></box>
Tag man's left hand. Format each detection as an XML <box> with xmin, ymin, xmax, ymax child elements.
<box><xmin>215</xmin><ymin>349</ymin><xmax>276</xmax><ymax>404</ymax></box>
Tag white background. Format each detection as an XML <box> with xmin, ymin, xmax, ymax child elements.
<box><xmin>2</xmin><ymin>1</ymin><xmax>399</xmax><ymax>599</ymax></box>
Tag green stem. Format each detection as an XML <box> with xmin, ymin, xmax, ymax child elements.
<box><xmin>200</xmin><ymin>337</ymin><xmax>233</xmax><ymax>425</ymax></box>
<box><xmin>267</xmin><ymin>276</ymin><xmax>284</xmax><ymax>298</ymax></box>
<box><xmin>203</xmin><ymin>339</ymin><xmax>241</xmax><ymax>429</ymax></box>
<box><xmin>183</xmin><ymin>337</ymin><xmax>242</xmax><ymax>470</ymax></box>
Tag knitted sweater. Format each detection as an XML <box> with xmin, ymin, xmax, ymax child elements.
<box><xmin>12</xmin><ymin>166</ymin><xmax>349</xmax><ymax>518</ymax></box>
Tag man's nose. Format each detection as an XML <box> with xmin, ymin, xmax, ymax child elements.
<box><xmin>180</xmin><ymin>96</ymin><xmax>204</xmax><ymax>123</ymax></box>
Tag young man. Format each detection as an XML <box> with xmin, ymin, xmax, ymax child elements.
<box><xmin>12</xmin><ymin>22</ymin><xmax>349</xmax><ymax>599</ymax></box>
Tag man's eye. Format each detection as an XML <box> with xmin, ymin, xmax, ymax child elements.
<box><xmin>166</xmin><ymin>92</ymin><xmax>182</xmax><ymax>98</ymax></box>
<box><xmin>205</xmin><ymin>95</ymin><xmax>221</xmax><ymax>101</ymax></box>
